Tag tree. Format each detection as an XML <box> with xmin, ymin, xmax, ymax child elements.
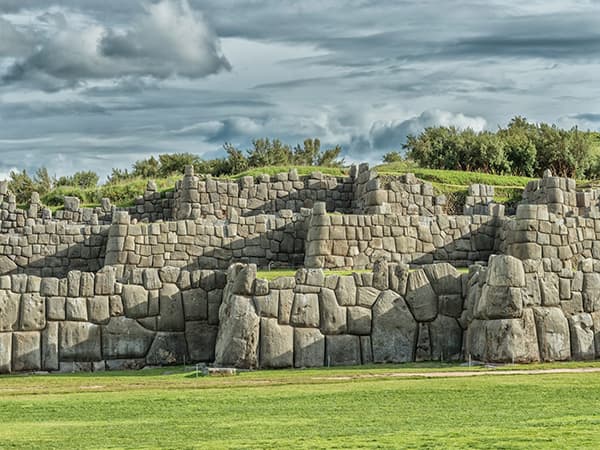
<box><xmin>158</xmin><ymin>153</ymin><xmax>201</xmax><ymax>177</ymax></box>
<box><xmin>133</xmin><ymin>156</ymin><xmax>160</xmax><ymax>178</ymax></box>
<box><xmin>8</xmin><ymin>170</ymin><xmax>35</xmax><ymax>204</ymax></box>
<box><xmin>382</xmin><ymin>151</ymin><xmax>403</xmax><ymax>163</ymax></box>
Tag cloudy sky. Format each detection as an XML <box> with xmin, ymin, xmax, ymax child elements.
<box><xmin>1</xmin><ymin>0</ymin><xmax>600</xmax><ymax>180</ymax></box>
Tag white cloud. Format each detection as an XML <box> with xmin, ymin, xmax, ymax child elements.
<box><xmin>1</xmin><ymin>0</ymin><xmax>230</xmax><ymax>89</ymax></box>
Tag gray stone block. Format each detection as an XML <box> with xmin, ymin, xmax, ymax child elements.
<box><xmin>294</xmin><ymin>328</ymin><xmax>324</xmax><ymax>368</ymax></box>
<box><xmin>59</xmin><ymin>322</ymin><xmax>102</xmax><ymax>361</ymax></box>
<box><xmin>372</xmin><ymin>290</ymin><xmax>417</xmax><ymax>363</ymax></box>
<box><xmin>12</xmin><ymin>331</ymin><xmax>41</xmax><ymax>371</ymax></box>
<box><xmin>259</xmin><ymin>318</ymin><xmax>293</xmax><ymax>368</ymax></box>
<box><xmin>326</xmin><ymin>335</ymin><xmax>361</xmax><ymax>366</ymax></box>
<box><xmin>319</xmin><ymin>288</ymin><xmax>346</xmax><ymax>334</ymax></box>
<box><xmin>121</xmin><ymin>285</ymin><xmax>149</xmax><ymax>318</ymax></box>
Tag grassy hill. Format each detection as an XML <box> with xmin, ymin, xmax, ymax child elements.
<box><xmin>36</xmin><ymin>163</ymin><xmax>543</xmax><ymax>211</ymax></box>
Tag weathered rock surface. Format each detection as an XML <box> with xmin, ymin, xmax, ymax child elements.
<box><xmin>326</xmin><ymin>335</ymin><xmax>361</xmax><ymax>366</ymax></box>
<box><xmin>372</xmin><ymin>290</ymin><xmax>417</xmax><ymax>362</ymax></box>
<box><xmin>59</xmin><ymin>321</ymin><xmax>102</xmax><ymax>361</ymax></box>
<box><xmin>405</xmin><ymin>269</ymin><xmax>437</xmax><ymax>322</ymax></box>
<box><xmin>259</xmin><ymin>318</ymin><xmax>293</xmax><ymax>368</ymax></box>
<box><xmin>146</xmin><ymin>332</ymin><xmax>187</xmax><ymax>365</ymax></box>
<box><xmin>102</xmin><ymin>316</ymin><xmax>155</xmax><ymax>359</ymax></box>
<box><xmin>214</xmin><ymin>294</ymin><xmax>259</xmax><ymax>368</ymax></box>
<box><xmin>533</xmin><ymin>307</ymin><xmax>571</xmax><ymax>361</ymax></box>
<box><xmin>294</xmin><ymin>328</ymin><xmax>324</xmax><ymax>367</ymax></box>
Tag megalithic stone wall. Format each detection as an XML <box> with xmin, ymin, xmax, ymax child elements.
<box><xmin>214</xmin><ymin>261</ymin><xmax>467</xmax><ymax>369</ymax></box>
<box><xmin>0</xmin><ymin>265</ymin><xmax>226</xmax><ymax>374</ymax></box>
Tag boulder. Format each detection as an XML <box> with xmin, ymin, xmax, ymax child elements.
<box><xmin>294</xmin><ymin>328</ymin><xmax>324</xmax><ymax>368</ymax></box>
<box><xmin>405</xmin><ymin>269</ymin><xmax>437</xmax><ymax>321</ymax></box>
<box><xmin>485</xmin><ymin>255</ymin><xmax>525</xmax><ymax>287</ymax></box>
<box><xmin>476</xmin><ymin>285</ymin><xmax>524</xmax><ymax>320</ymax></box>
<box><xmin>182</xmin><ymin>288</ymin><xmax>208</xmax><ymax>321</ymax></box>
<box><xmin>335</xmin><ymin>276</ymin><xmax>356</xmax><ymax>306</ymax></box>
<box><xmin>66</xmin><ymin>297</ymin><xmax>88</xmax><ymax>321</ymax></box>
<box><xmin>430</xmin><ymin>314</ymin><xmax>463</xmax><ymax>361</ymax></box>
<box><xmin>229</xmin><ymin>264</ymin><xmax>257</xmax><ymax>296</ymax></box>
<box><xmin>42</xmin><ymin>322</ymin><xmax>59</xmax><ymax>371</ymax></box>
<box><xmin>214</xmin><ymin>294</ymin><xmax>259</xmax><ymax>368</ymax></box>
<box><xmin>356</xmin><ymin>286</ymin><xmax>380</xmax><ymax>308</ymax></box>
<box><xmin>0</xmin><ymin>256</ymin><xmax>17</xmax><ymax>275</ymax></box>
<box><xmin>121</xmin><ymin>285</ymin><xmax>149</xmax><ymax>318</ymax></box>
<box><xmin>146</xmin><ymin>332</ymin><xmax>188</xmax><ymax>365</ymax></box>
<box><xmin>415</xmin><ymin>323</ymin><xmax>432</xmax><ymax>362</ymax></box>
<box><xmin>325</xmin><ymin>335</ymin><xmax>361</xmax><ymax>366</ymax></box>
<box><xmin>101</xmin><ymin>316</ymin><xmax>155</xmax><ymax>359</ymax></box>
<box><xmin>87</xmin><ymin>296</ymin><xmax>110</xmax><ymax>324</ymax></box>
<box><xmin>540</xmin><ymin>273</ymin><xmax>560</xmax><ymax>307</ymax></box>
<box><xmin>59</xmin><ymin>322</ymin><xmax>102</xmax><ymax>361</ymax></box>
<box><xmin>319</xmin><ymin>288</ymin><xmax>346</xmax><ymax>334</ymax></box>
<box><xmin>259</xmin><ymin>318</ymin><xmax>293</xmax><ymax>368</ymax></box>
<box><xmin>533</xmin><ymin>307</ymin><xmax>571</xmax><ymax>361</ymax></box>
<box><xmin>481</xmin><ymin>308</ymin><xmax>540</xmax><ymax>363</ymax></box>
<box><xmin>12</xmin><ymin>331</ymin><xmax>41</xmax><ymax>371</ymax></box>
<box><xmin>347</xmin><ymin>306</ymin><xmax>371</xmax><ymax>335</ymax></box>
<box><xmin>290</xmin><ymin>293</ymin><xmax>320</xmax><ymax>328</ymax></box>
<box><xmin>185</xmin><ymin>322</ymin><xmax>218</xmax><ymax>362</ymax></box>
<box><xmin>568</xmin><ymin>313</ymin><xmax>595</xmax><ymax>360</ymax></box>
<box><xmin>423</xmin><ymin>263</ymin><xmax>462</xmax><ymax>295</ymax></box>
<box><xmin>0</xmin><ymin>332</ymin><xmax>11</xmax><ymax>373</ymax></box>
<box><xmin>0</xmin><ymin>290</ymin><xmax>19</xmax><ymax>331</ymax></box>
<box><xmin>19</xmin><ymin>293</ymin><xmax>45</xmax><ymax>331</ymax></box>
<box><xmin>372</xmin><ymin>290</ymin><xmax>417</xmax><ymax>363</ymax></box>
<box><xmin>253</xmin><ymin>291</ymin><xmax>279</xmax><ymax>318</ymax></box>
<box><xmin>157</xmin><ymin>283</ymin><xmax>184</xmax><ymax>331</ymax></box>
<box><xmin>583</xmin><ymin>273</ymin><xmax>600</xmax><ymax>312</ymax></box>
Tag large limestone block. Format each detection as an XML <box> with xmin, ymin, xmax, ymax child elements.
<box><xmin>12</xmin><ymin>331</ymin><xmax>41</xmax><ymax>371</ymax></box>
<box><xmin>466</xmin><ymin>319</ymin><xmax>487</xmax><ymax>361</ymax></box>
<box><xmin>423</xmin><ymin>263</ymin><xmax>462</xmax><ymax>295</ymax></box>
<box><xmin>229</xmin><ymin>264</ymin><xmax>257</xmax><ymax>296</ymax></box>
<box><xmin>347</xmin><ymin>306</ymin><xmax>371</xmax><ymax>335</ymax></box>
<box><xmin>294</xmin><ymin>328</ymin><xmax>324</xmax><ymax>368</ymax></box>
<box><xmin>0</xmin><ymin>332</ymin><xmax>11</xmax><ymax>373</ymax></box>
<box><xmin>0</xmin><ymin>255</ymin><xmax>17</xmax><ymax>275</ymax></box>
<box><xmin>87</xmin><ymin>296</ymin><xmax>110</xmax><ymax>324</ymax></box>
<box><xmin>121</xmin><ymin>285</ymin><xmax>149</xmax><ymax>318</ymax></box>
<box><xmin>0</xmin><ymin>290</ymin><xmax>20</xmax><ymax>331</ymax></box>
<box><xmin>278</xmin><ymin>289</ymin><xmax>294</xmax><ymax>324</ymax></box>
<box><xmin>158</xmin><ymin>283</ymin><xmax>184</xmax><ymax>331</ymax></box>
<box><xmin>540</xmin><ymin>273</ymin><xmax>560</xmax><ymax>307</ymax></box>
<box><xmin>482</xmin><ymin>308</ymin><xmax>540</xmax><ymax>363</ymax></box>
<box><xmin>415</xmin><ymin>323</ymin><xmax>431</xmax><ymax>362</ymax></box>
<box><xmin>372</xmin><ymin>290</ymin><xmax>417</xmax><ymax>363</ymax></box>
<box><xmin>290</xmin><ymin>293</ymin><xmax>320</xmax><ymax>328</ymax></box>
<box><xmin>335</xmin><ymin>276</ymin><xmax>356</xmax><ymax>306</ymax></box>
<box><xmin>476</xmin><ymin>285</ymin><xmax>524</xmax><ymax>320</ymax></box>
<box><xmin>42</xmin><ymin>322</ymin><xmax>59</xmax><ymax>371</ymax></box>
<box><xmin>583</xmin><ymin>273</ymin><xmax>600</xmax><ymax>312</ymax></box>
<box><xmin>19</xmin><ymin>293</ymin><xmax>45</xmax><ymax>331</ymax></box>
<box><xmin>485</xmin><ymin>255</ymin><xmax>525</xmax><ymax>287</ymax></box>
<box><xmin>259</xmin><ymin>318</ymin><xmax>293</xmax><ymax>368</ymax></box>
<box><xmin>102</xmin><ymin>316</ymin><xmax>155</xmax><ymax>359</ymax></box>
<box><xmin>146</xmin><ymin>332</ymin><xmax>188</xmax><ymax>365</ymax></box>
<box><xmin>325</xmin><ymin>335</ymin><xmax>361</xmax><ymax>366</ymax></box>
<box><xmin>405</xmin><ymin>269</ymin><xmax>437</xmax><ymax>322</ymax></box>
<box><xmin>356</xmin><ymin>286</ymin><xmax>379</xmax><ymax>308</ymax></box>
<box><xmin>66</xmin><ymin>297</ymin><xmax>88</xmax><ymax>321</ymax></box>
<box><xmin>533</xmin><ymin>307</ymin><xmax>571</xmax><ymax>361</ymax></box>
<box><xmin>254</xmin><ymin>291</ymin><xmax>279</xmax><ymax>319</ymax></box>
<box><xmin>59</xmin><ymin>322</ymin><xmax>102</xmax><ymax>361</ymax></box>
<box><xmin>182</xmin><ymin>288</ymin><xmax>208</xmax><ymax>321</ymax></box>
<box><xmin>214</xmin><ymin>294</ymin><xmax>259</xmax><ymax>368</ymax></box>
<box><xmin>568</xmin><ymin>313</ymin><xmax>595</xmax><ymax>360</ymax></box>
<box><xmin>592</xmin><ymin>312</ymin><xmax>600</xmax><ymax>357</ymax></box>
<box><xmin>185</xmin><ymin>322</ymin><xmax>217</xmax><ymax>362</ymax></box>
<box><xmin>430</xmin><ymin>315</ymin><xmax>463</xmax><ymax>361</ymax></box>
<box><xmin>319</xmin><ymin>288</ymin><xmax>346</xmax><ymax>334</ymax></box>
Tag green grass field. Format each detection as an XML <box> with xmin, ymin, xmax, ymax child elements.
<box><xmin>2</xmin><ymin>362</ymin><xmax>600</xmax><ymax>449</ymax></box>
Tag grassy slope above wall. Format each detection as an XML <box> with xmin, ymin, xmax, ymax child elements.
<box><xmin>35</xmin><ymin>163</ymin><xmax>545</xmax><ymax>211</ymax></box>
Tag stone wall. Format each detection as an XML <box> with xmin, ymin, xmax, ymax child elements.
<box><xmin>304</xmin><ymin>203</ymin><xmax>502</xmax><ymax>269</ymax></box>
<box><xmin>0</xmin><ymin>265</ymin><xmax>225</xmax><ymax>374</ymax></box>
<box><xmin>466</xmin><ymin>255</ymin><xmax>600</xmax><ymax>363</ymax></box>
<box><xmin>104</xmin><ymin>210</ymin><xmax>308</xmax><ymax>271</ymax></box>
<box><xmin>173</xmin><ymin>166</ymin><xmax>356</xmax><ymax>220</ymax></box>
<box><xmin>215</xmin><ymin>262</ymin><xmax>466</xmax><ymax>369</ymax></box>
<box><xmin>0</xmin><ymin>222</ymin><xmax>109</xmax><ymax>277</ymax></box>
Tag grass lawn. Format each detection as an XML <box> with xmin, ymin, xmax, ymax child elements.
<box><xmin>1</xmin><ymin>362</ymin><xmax>600</xmax><ymax>449</ymax></box>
